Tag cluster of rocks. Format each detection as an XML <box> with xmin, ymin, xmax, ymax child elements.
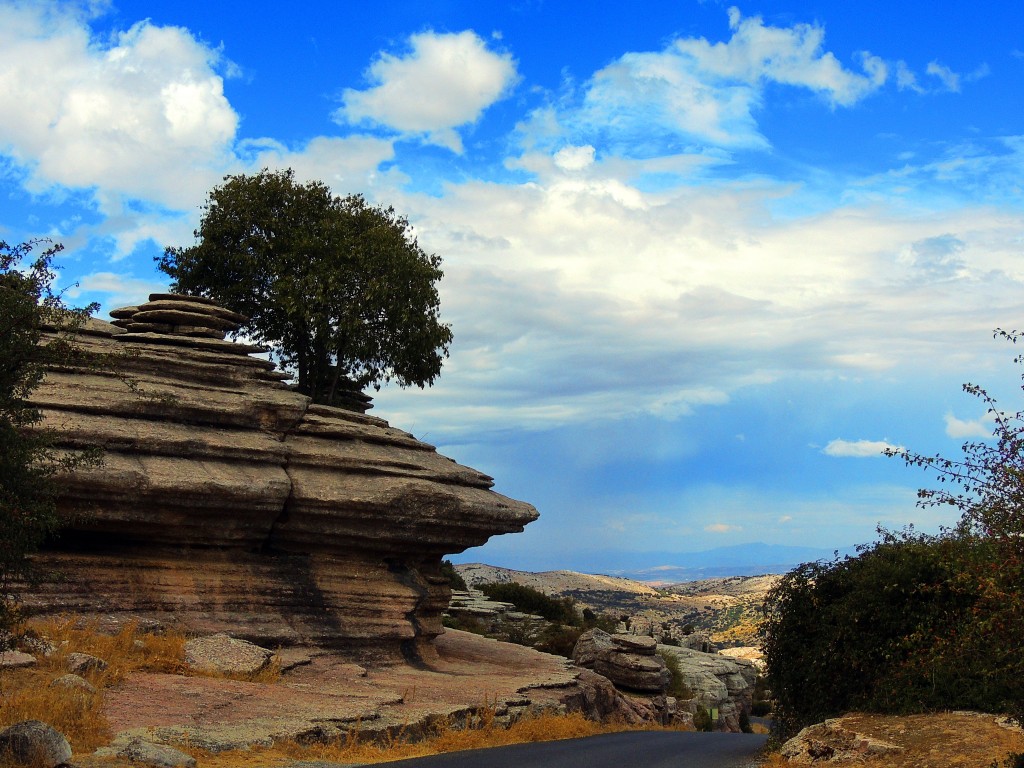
<box><xmin>568</xmin><ymin>628</ymin><xmax>758</xmax><ymax>732</ymax></box>
<box><xmin>26</xmin><ymin>293</ymin><xmax>538</xmax><ymax>660</ymax></box>
<box><xmin>572</xmin><ymin>629</ymin><xmax>671</xmax><ymax>693</ymax></box>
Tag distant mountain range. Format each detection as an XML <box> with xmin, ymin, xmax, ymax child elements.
<box><xmin>466</xmin><ymin>542</ymin><xmax>857</xmax><ymax>583</ymax></box>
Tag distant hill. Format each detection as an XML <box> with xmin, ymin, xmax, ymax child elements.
<box><xmin>474</xmin><ymin>542</ymin><xmax>853</xmax><ymax>583</ymax></box>
<box><xmin>455</xmin><ymin>563</ymin><xmax>780</xmax><ymax>647</ymax></box>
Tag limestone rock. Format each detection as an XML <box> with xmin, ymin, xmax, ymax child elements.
<box><xmin>0</xmin><ymin>650</ymin><xmax>36</xmax><ymax>669</ymax></box>
<box><xmin>780</xmin><ymin>719</ymin><xmax>903</xmax><ymax>764</ymax></box>
<box><xmin>49</xmin><ymin>674</ymin><xmax>97</xmax><ymax>694</ymax></box>
<box><xmin>658</xmin><ymin>644</ymin><xmax>758</xmax><ymax>732</ymax></box>
<box><xmin>66</xmin><ymin>652</ymin><xmax>108</xmax><ymax>675</ymax></box>
<box><xmin>185</xmin><ymin>634</ymin><xmax>274</xmax><ymax>676</ymax></box>
<box><xmin>96</xmin><ymin>736</ymin><xmax>197</xmax><ymax>768</ymax></box>
<box><xmin>565</xmin><ymin>669</ymin><xmax>654</xmax><ymax>724</ymax></box>
<box><xmin>0</xmin><ymin>720</ymin><xmax>72</xmax><ymax>767</ymax></box>
<box><xmin>572</xmin><ymin>629</ymin><xmax>670</xmax><ymax>693</ymax></box>
<box><xmin>26</xmin><ymin>294</ymin><xmax>539</xmax><ymax>659</ymax></box>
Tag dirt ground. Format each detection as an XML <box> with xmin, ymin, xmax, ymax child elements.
<box><xmin>99</xmin><ymin>630</ymin><xmax>581</xmax><ymax>751</ymax></box>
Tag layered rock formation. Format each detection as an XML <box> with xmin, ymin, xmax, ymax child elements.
<box><xmin>27</xmin><ymin>294</ymin><xmax>538</xmax><ymax>659</ymax></box>
<box><xmin>658</xmin><ymin>644</ymin><xmax>758</xmax><ymax>732</ymax></box>
<box><xmin>571</xmin><ymin>628</ymin><xmax>671</xmax><ymax>693</ymax></box>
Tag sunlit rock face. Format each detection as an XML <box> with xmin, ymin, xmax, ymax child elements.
<box><xmin>27</xmin><ymin>294</ymin><xmax>537</xmax><ymax>660</ymax></box>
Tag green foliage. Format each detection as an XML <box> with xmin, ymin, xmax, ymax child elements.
<box><xmin>159</xmin><ymin>169</ymin><xmax>453</xmax><ymax>405</ymax></box>
<box><xmin>477</xmin><ymin>581</ymin><xmax>581</xmax><ymax>626</ymax></box>
<box><xmin>0</xmin><ymin>240</ymin><xmax>100</xmax><ymax>643</ymax></box>
<box><xmin>762</xmin><ymin>331</ymin><xmax>1024</xmax><ymax>742</ymax></box>
<box><xmin>439</xmin><ymin>559</ymin><xmax>467</xmax><ymax>592</ymax></box>
<box><xmin>658</xmin><ymin>649</ymin><xmax>693</xmax><ymax>700</ymax></box>
<box><xmin>693</xmin><ymin>704</ymin><xmax>714</xmax><ymax>732</ymax></box>
<box><xmin>534</xmin><ymin>624</ymin><xmax>585</xmax><ymax>657</ymax></box>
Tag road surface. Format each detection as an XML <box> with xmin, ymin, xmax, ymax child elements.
<box><xmin>383</xmin><ymin>731</ymin><xmax>768</xmax><ymax>767</ymax></box>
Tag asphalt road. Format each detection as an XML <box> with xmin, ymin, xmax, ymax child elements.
<box><xmin>382</xmin><ymin>731</ymin><xmax>768</xmax><ymax>768</ymax></box>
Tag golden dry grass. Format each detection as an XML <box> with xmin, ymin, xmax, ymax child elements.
<box><xmin>197</xmin><ymin>710</ymin><xmax>689</xmax><ymax>767</ymax></box>
<box><xmin>0</xmin><ymin>618</ymin><xmax>278</xmax><ymax>754</ymax></box>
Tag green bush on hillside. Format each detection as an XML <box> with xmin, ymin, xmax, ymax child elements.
<box><xmin>477</xmin><ymin>581</ymin><xmax>581</xmax><ymax>626</ymax></box>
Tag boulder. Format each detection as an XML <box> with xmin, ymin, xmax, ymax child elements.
<box><xmin>572</xmin><ymin>629</ymin><xmax>671</xmax><ymax>693</ymax></box>
<box><xmin>780</xmin><ymin>719</ymin><xmax>903</xmax><ymax>764</ymax></box>
<box><xmin>0</xmin><ymin>651</ymin><xmax>36</xmax><ymax>669</ymax></box>
<box><xmin>49</xmin><ymin>674</ymin><xmax>97</xmax><ymax>694</ymax></box>
<box><xmin>24</xmin><ymin>294</ymin><xmax>538</xmax><ymax>660</ymax></box>
<box><xmin>66</xmin><ymin>652</ymin><xmax>108</xmax><ymax>675</ymax></box>
<box><xmin>96</xmin><ymin>736</ymin><xmax>197</xmax><ymax>768</ymax></box>
<box><xmin>184</xmin><ymin>633</ymin><xmax>274</xmax><ymax>676</ymax></box>
<box><xmin>0</xmin><ymin>720</ymin><xmax>72</xmax><ymax>767</ymax></box>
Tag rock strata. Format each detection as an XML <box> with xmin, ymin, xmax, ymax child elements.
<box><xmin>658</xmin><ymin>644</ymin><xmax>758</xmax><ymax>732</ymax></box>
<box><xmin>572</xmin><ymin>629</ymin><xmax>671</xmax><ymax>693</ymax></box>
<box><xmin>27</xmin><ymin>294</ymin><xmax>538</xmax><ymax>659</ymax></box>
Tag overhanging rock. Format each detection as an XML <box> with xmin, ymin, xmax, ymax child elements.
<box><xmin>27</xmin><ymin>294</ymin><xmax>538</xmax><ymax>660</ymax></box>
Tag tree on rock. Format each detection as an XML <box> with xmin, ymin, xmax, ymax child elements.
<box><xmin>0</xmin><ymin>240</ymin><xmax>99</xmax><ymax>642</ymax></box>
<box><xmin>159</xmin><ymin>169</ymin><xmax>453</xmax><ymax>406</ymax></box>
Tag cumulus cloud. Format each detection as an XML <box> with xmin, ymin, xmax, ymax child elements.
<box><xmin>0</xmin><ymin>3</ymin><xmax>238</xmax><ymax>210</ymax></box>
<box><xmin>944</xmin><ymin>412</ymin><xmax>995</xmax><ymax>439</ymax></box>
<box><xmin>823</xmin><ymin>439</ymin><xmax>904</xmax><ymax>458</ymax></box>
<box><xmin>537</xmin><ymin>6</ymin><xmax>886</xmax><ymax>154</ymax></box>
<box><xmin>337</xmin><ymin>30</ymin><xmax>518</xmax><ymax>152</ymax></box>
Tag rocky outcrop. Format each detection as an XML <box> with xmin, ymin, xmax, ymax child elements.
<box><xmin>658</xmin><ymin>644</ymin><xmax>758</xmax><ymax>732</ymax></box>
<box><xmin>779</xmin><ymin>718</ymin><xmax>904</xmax><ymax>764</ymax></box>
<box><xmin>26</xmin><ymin>294</ymin><xmax>538</xmax><ymax>660</ymax></box>
<box><xmin>572</xmin><ymin>629</ymin><xmax>671</xmax><ymax>693</ymax></box>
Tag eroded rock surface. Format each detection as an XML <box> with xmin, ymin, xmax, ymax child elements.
<box><xmin>572</xmin><ymin>628</ymin><xmax>671</xmax><ymax>693</ymax></box>
<box><xmin>27</xmin><ymin>294</ymin><xmax>538</xmax><ymax>659</ymax></box>
<box><xmin>658</xmin><ymin>644</ymin><xmax>758</xmax><ymax>732</ymax></box>
<box><xmin>0</xmin><ymin>720</ymin><xmax>72</xmax><ymax>768</ymax></box>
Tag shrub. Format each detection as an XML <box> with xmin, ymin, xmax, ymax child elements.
<box><xmin>658</xmin><ymin>650</ymin><xmax>692</xmax><ymax>700</ymax></box>
<box><xmin>693</xmin><ymin>704</ymin><xmax>713</xmax><ymax>732</ymax></box>
<box><xmin>477</xmin><ymin>582</ymin><xmax>580</xmax><ymax>626</ymax></box>
<box><xmin>439</xmin><ymin>560</ymin><xmax>467</xmax><ymax>591</ymax></box>
<box><xmin>738</xmin><ymin>708</ymin><xmax>752</xmax><ymax>734</ymax></box>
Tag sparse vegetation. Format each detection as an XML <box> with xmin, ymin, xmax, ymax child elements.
<box><xmin>477</xmin><ymin>581</ymin><xmax>581</xmax><ymax>625</ymax></box>
<box><xmin>658</xmin><ymin>649</ymin><xmax>693</xmax><ymax>700</ymax></box>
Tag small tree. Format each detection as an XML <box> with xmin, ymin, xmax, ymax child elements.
<box><xmin>0</xmin><ymin>240</ymin><xmax>99</xmax><ymax>643</ymax></box>
<box><xmin>159</xmin><ymin>169</ymin><xmax>453</xmax><ymax>405</ymax></box>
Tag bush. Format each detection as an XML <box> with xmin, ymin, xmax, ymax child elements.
<box><xmin>738</xmin><ymin>708</ymin><xmax>753</xmax><ymax>734</ymax></box>
<box><xmin>439</xmin><ymin>560</ymin><xmax>467</xmax><ymax>591</ymax></box>
<box><xmin>658</xmin><ymin>650</ymin><xmax>692</xmax><ymax>700</ymax></box>
<box><xmin>477</xmin><ymin>582</ymin><xmax>580</xmax><ymax>626</ymax></box>
<box><xmin>693</xmin><ymin>704</ymin><xmax>714</xmax><ymax>732</ymax></box>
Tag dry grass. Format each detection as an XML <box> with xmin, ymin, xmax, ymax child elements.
<box><xmin>198</xmin><ymin>710</ymin><xmax>687</xmax><ymax>767</ymax></box>
<box><xmin>0</xmin><ymin>619</ymin><xmax>185</xmax><ymax>752</ymax></box>
<box><xmin>0</xmin><ymin>618</ymin><xmax>278</xmax><ymax>754</ymax></box>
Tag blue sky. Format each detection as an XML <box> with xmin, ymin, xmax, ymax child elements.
<box><xmin>3</xmin><ymin>0</ymin><xmax>1024</xmax><ymax>572</ymax></box>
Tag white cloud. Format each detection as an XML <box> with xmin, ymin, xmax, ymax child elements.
<box><xmin>778</xmin><ymin>515</ymin><xmax>793</xmax><ymax>524</ymax></box>
<box><xmin>240</xmin><ymin>135</ymin><xmax>396</xmax><ymax>189</ymax></box>
<box><xmin>926</xmin><ymin>61</ymin><xmax>961</xmax><ymax>92</ymax></box>
<box><xmin>337</xmin><ymin>30</ymin><xmax>518</xmax><ymax>152</ymax></box>
<box><xmin>823</xmin><ymin>439</ymin><xmax>904</xmax><ymax>458</ymax></box>
<box><xmin>527</xmin><ymin>7</ymin><xmax>886</xmax><ymax>155</ymax></box>
<box><xmin>63</xmin><ymin>270</ymin><xmax>169</xmax><ymax>313</ymax></box>
<box><xmin>944</xmin><ymin>412</ymin><xmax>995</xmax><ymax>439</ymax></box>
<box><xmin>0</xmin><ymin>4</ymin><xmax>238</xmax><ymax>210</ymax></box>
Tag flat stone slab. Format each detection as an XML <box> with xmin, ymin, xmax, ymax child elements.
<box><xmin>0</xmin><ymin>650</ymin><xmax>37</xmax><ymax>669</ymax></box>
<box><xmin>184</xmin><ymin>633</ymin><xmax>273</xmax><ymax>676</ymax></box>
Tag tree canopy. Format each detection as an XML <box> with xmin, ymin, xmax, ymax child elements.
<box><xmin>158</xmin><ymin>169</ymin><xmax>453</xmax><ymax>406</ymax></box>
<box><xmin>0</xmin><ymin>240</ymin><xmax>99</xmax><ymax>641</ymax></box>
